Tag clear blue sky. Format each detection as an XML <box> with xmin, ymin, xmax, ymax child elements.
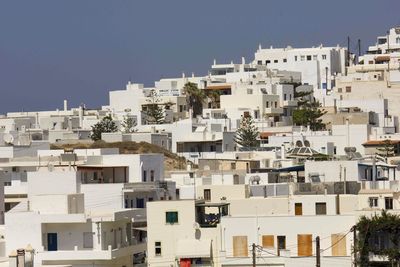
<box><xmin>1</xmin><ymin>0</ymin><xmax>399</xmax><ymax>114</ymax></box>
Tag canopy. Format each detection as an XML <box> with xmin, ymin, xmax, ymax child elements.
<box><xmin>176</xmin><ymin>239</ymin><xmax>211</xmax><ymax>258</ymax></box>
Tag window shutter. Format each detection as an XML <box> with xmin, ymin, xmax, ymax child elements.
<box><xmin>262</xmin><ymin>235</ymin><xmax>274</xmax><ymax>248</ymax></box>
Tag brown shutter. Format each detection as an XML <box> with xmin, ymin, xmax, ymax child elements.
<box><xmin>295</xmin><ymin>203</ymin><xmax>303</xmax><ymax>215</ymax></box>
<box><xmin>331</xmin><ymin>234</ymin><xmax>347</xmax><ymax>256</ymax></box>
<box><xmin>262</xmin><ymin>235</ymin><xmax>274</xmax><ymax>248</ymax></box>
<box><xmin>297</xmin><ymin>234</ymin><xmax>312</xmax><ymax>256</ymax></box>
<box><xmin>233</xmin><ymin>236</ymin><xmax>248</xmax><ymax>257</ymax></box>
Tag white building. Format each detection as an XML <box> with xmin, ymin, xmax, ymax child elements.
<box><xmin>254</xmin><ymin>45</ymin><xmax>347</xmax><ymax>90</ymax></box>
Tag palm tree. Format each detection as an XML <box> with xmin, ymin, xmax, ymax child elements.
<box><xmin>183</xmin><ymin>82</ymin><xmax>207</xmax><ymax>118</ymax></box>
<box><xmin>206</xmin><ymin>90</ymin><xmax>221</xmax><ymax>109</ymax></box>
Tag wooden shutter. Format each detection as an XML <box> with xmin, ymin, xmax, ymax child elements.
<box><xmin>262</xmin><ymin>235</ymin><xmax>274</xmax><ymax>248</ymax></box>
<box><xmin>295</xmin><ymin>203</ymin><xmax>303</xmax><ymax>215</ymax></box>
<box><xmin>233</xmin><ymin>236</ymin><xmax>248</xmax><ymax>257</ymax></box>
<box><xmin>297</xmin><ymin>234</ymin><xmax>312</xmax><ymax>256</ymax></box>
<box><xmin>331</xmin><ymin>234</ymin><xmax>347</xmax><ymax>256</ymax></box>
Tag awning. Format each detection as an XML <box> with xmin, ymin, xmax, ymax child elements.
<box><xmin>176</xmin><ymin>239</ymin><xmax>211</xmax><ymax>258</ymax></box>
<box><xmin>375</xmin><ymin>55</ymin><xmax>390</xmax><ymax>62</ymax></box>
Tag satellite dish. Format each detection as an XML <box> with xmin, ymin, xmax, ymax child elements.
<box><xmin>3</xmin><ymin>134</ymin><xmax>14</xmax><ymax>145</ymax></box>
<box><xmin>296</xmin><ymin>140</ymin><xmax>303</xmax><ymax>147</ymax></box>
<box><xmin>304</xmin><ymin>140</ymin><xmax>310</xmax><ymax>147</ymax></box>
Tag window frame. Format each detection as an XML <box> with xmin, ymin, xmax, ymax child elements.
<box><xmin>155</xmin><ymin>241</ymin><xmax>162</xmax><ymax>256</ymax></box>
<box><xmin>315</xmin><ymin>202</ymin><xmax>327</xmax><ymax>215</ymax></box>
<box><xmin>165</xmin><ymin>211</ymin><xmax>179</xmax><ymax>224</ymax></box>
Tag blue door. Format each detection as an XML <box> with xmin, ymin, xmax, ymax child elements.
<box><xmin>47</xmin><ymin>233</ymin><xmax>58</xmax><ymax>251</ymax></box>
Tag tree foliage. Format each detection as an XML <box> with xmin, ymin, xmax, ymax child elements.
<box><xmin>293</xmin><ymin>89</ymin><xmax>327</xmax><ymax>131</ymax></box>
<box><xmin>144</xmin><ymin>89</ymin><xmax>165</xmax><ymax>125</ymax></box>
<box><xmin>356</xmin><ymin>211</ymin><xmax>400</xmax><ymax>266</ymax></box>
<box><xmin>206</xmin><ymin>90</ymin><xmax>221</xmax><ymax>109</ymax></box>
<box><xmin>183</xmin><ymin>82</ymin><xmax>206</xmax><ymax>118</ymax></box>
<box><xmin>90</xmin><ymin>115</ymin><xmax>118</xmax><ymax>141</ymax></box>
<box><xmin>121</xmin><ymin>116</ymin><xmax>137</xmax><ymax>133</ymax></box>
<box><xmin>234</xmin><ymin>115</ymin><xmax>259</xmax><ymax>149</ymax></box>
<box><xmin>376</xmin><ymin>139</ymin><xmax>395</xmax><ymax>159</ymax></box>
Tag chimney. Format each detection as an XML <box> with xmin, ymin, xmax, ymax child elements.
<box><xmin>63</xmin><ymin>99</ymin><xmax>68</xmax><ymax>111</ymax></box>
<box><xmin>241</xmin><ymin>57</ymin><xmax>245</xmax><ymax>65</ymax></box>
<box><xmin>79</xmin><ymin>106</ymin><xmax>83</xmax><ymax>128</ymax></box>
<box><xmin>17</xmin><ymin>249</ymin><xmax>25</xmax><ymax>267</ymax></box>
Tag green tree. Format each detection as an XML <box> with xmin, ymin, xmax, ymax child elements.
<box><xmin>234</xmin><ymin>115</ymin><xmax>259</xmax><ymax>149</ymax></box>
<box><xmin>90</xmin><ymin>115</ymin><xmax>118</xmax><ymax>141</ymax></box>
<box><xmin>376</xmin><ymin>139</ymin><xmax>395</xmax><ymax>159</ymax></box>
<box><xmin>121</xmin><ymin>115</ymin><xmax>137</xmax><ymax>133</ymax></box>
<box><xmin>356</xmin><ymin>211</ymin><xmax>400</xmax><ymax>266</ymax></box>
<box><xmin>144</xmin><ymin>89</ymin><xmax>165</xmax><ymax>124</ymax></box>
<box><xmin>293</xmin><ymin>89</ymin><xmax>327</xmax><ymax>131</ymax></box>
<box><xmin>183</xmin><ymin>82</ymin><xmax>207</xmax><ymax>118</ymax></box>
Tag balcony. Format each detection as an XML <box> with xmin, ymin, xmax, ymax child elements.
<box><xmin>195</xmin><ymin>201</ymin><xmax>229</xmax><ymax>228</ymax></box>
<box><xmin>283</xmin><ymin>100</ymin><xmax>298</xmax><ymax>107</ymax></box>
<box><xmin>264</xmin><ymin>107</ymin><xmax>283</xmax><ymax>115</ymax></box>
<box><xmin>40</xmin><ymin>243</ymin><xmax>147</xmax><ymax>261</ymax></box>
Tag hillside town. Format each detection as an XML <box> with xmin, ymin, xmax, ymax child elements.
<box><xmin>1</xmin><ymin>26</ymin><xmax>400</xmax><ymax>267</ymax></box>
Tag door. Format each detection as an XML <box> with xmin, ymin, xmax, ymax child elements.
<box><xmin>277</xmin><ymin>236</ymin><xmax>286</xmax><ymax>256</ymax></box>
<box><xmin>47</xmin><ymin>233</ymin><xmax>58</xmax><ymax>251</ymax></box>
<box><xmin>136</xmin><ymin>198</ymin><xmax>145</xmax><ymax>208</ymax></box>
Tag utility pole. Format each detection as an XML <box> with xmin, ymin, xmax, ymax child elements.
<box><xmin>316</xmin><ymin>236</ymin><xmax>321</xmax><ymax>267</ymax></box>
<box><xmin>353</xmin><ymin>226</ymin><xmax>357</xmax><ymax>267</ymax></box>
<box><xmin>252</xmin><ymin>243</ymin><xmax>256</xmax><ymax>267</ymax></box>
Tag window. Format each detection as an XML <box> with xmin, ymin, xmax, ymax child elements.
<box><xmin>322</xmin><ymin>54</ymin><xmax>327</xmax><ymax>60</ymax></box>
<box><xmin>265</xmin><ymin>60</ymin><xmax>270</xmax><ymax>64</ymax></box>
<box><xmin>300</xmin><ymin>55</ymin><xmax>305</xmax><ymax>61</ymax></box>
<box><xmin>385</xmin><ymin>197</ymin><xmax>393</xmax><ymax>210</ymax></box>
<box><xmin>231</xmin><ymin>162</ymin><xmax>236</xmax><ymax>170</ymax></box>
<box><xmin>233</xmin><ymin>236</ymin><xmax>248</xmax><ymax>257</ymax></box>
<box><xmin>307</xmin><ymin>55</ymin><xmax>312</xmax><ymax>61</ymax></box>
<box><xmin>331</xmin><ymin>234</ymin><xmax>347</xmax><ymax>256</ymax></box>
<box><xmin>284</xmin><ymin>94</ymin><xmax>287</xmax><ymax>101</ymax></box>
<box><xmin>166</xmin><ymin>211</ymin><xmax>178</xmax><ymax>224</ymax></box>
<box><xmin>83</xmin><ymin>232</ymin><xmax>93</xmax><ymax>248</ymax></box>
<box><xmin>337</xmin><ymin>88</ymin><xmax>342</xmax><ymax>93</ymax></box>
<box><xmin>266</xmin><ymin>101</ymin><xmax>269</xmax><ymax>108</ymax></box>
<box><xmin>262</xmin><ymin>235</ymin><xmax>274</xmax><ymax>248</ymax></box>
<box><xmin>369</xmin><ymin>197</ymin><xmax>378</xmax><ymax>207</ymax></box>
<box><xmin>345</xmin><ymin>86</ymin><xmax>351</xmax><ymax>93</ymax></box>
<box><xmin>150</xmin><ymin>170</ymin><xmax>155</xmax><ymax>182</ymax></box>
<box><xmin>274</xmin><ymin>101</ymin><xmax>278</xmax><ymax>108</ymax></box>
<box><xmin>257</xmin><ymin>60</ymin><xmax>262</xmax><ymax>65</ymax></box>
<box><xmin>274</xmin><ymin>59</ymin><xmax>278</xmax><ymax>63</ymax></box>
<box><xmin>313</xmin><ymin>55</ymin><xmax>318</xmax><ymax>60</ymax></box>
<box><xmin>315</xmin><ymin>202</ymin><xmax>327</xmax><ymax>215</ymax></box>
<box><xmin>294</xmin><ymin>56</ymin><xmax>298</xmax><ymax>61</ymax></box>
<box><xmin>204</xmin><ymin>189</ymin><xmax>211</xmax><ymax>201</ymax></box>
<box><xmin>155</xmin><ymin>242</ymin><xmax>162</xmax><ymax>256</ymax></box>
<box><xmin>143</xmin><ymin>170</ymin><xmax>147</xmax><ymax>182</ymax></box>
<box><xmin>295</xmin><ymin>203</ymin><xmax>303</xmax><ymax>215</ymax></box>
<box><xmin>283</xmin><ymin>58</ymin><xmax>287</xmax><ymax>63</ymax></box>
<box><xmin>297</xmin><ymin>234</ymin><xmax>312</xmax><ymax>256</ymax></box>
<box><xmin>247</xmin><ymin>88</ymin><xmax>253</xmax><ymax>94</ymax></box>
